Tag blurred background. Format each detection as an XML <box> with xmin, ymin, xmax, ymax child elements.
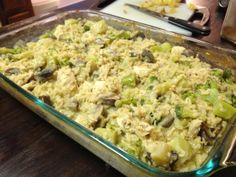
<box><xmin>0</xmin><ymin>0</ymin><xmax>83</xmax><ymax>26</ymax></box>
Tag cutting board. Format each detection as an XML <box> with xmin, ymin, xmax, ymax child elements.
<box><xmin>101</xmin><ymin>0</ymin><xmax>194</xmax><ymax>36</ymax></box>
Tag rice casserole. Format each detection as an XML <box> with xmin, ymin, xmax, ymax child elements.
<box><xmin>0</xmin><ymin>18</ymin><xmax>236</xmax><ymax>172</ymax></box>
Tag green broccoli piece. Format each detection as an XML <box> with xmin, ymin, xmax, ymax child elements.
<box><xmin>0</xmin><ymin>47</ymin><xmax>22</xmax><ymax>54</ymax></box>
<box><xmin>175</xmin><ymin>105</ymin><xmax>182</xmax><ymax>119</ymax></box>
<box><xmin>181</xmin><ymin>91</ymin><xmax>196</xmax><ymax>102</ymax></box>
<box><xmin>195</xmin><ymin>80</ymin><xmax>218</xmax><ymax>90</ymax></box>
<box><xmin>115</xmin><ymin>98</ymin><xmax>138</xmax><ymax>107</ymax></box>
<box><xmin>121</xmin><ymin>74</ymin><xmax>136</xmax><ymax>87</ymax></box>
<box><xmin>117</xmin><ymin>31</ymin><xmax>131</xmax><ymax>40</ymax></box>
<box><xmin>213</xmin><ymin>68</ymin><xmax>233</xmax><ymax>81</ymax></box>
<box><xmin>222</xmin><ymin>69</ymin><xmax>232</xmax><ymax>81</ymax></box>
<box><xmin>175</xmin><ymin>105</ymin><xmax>194</xmax><ymax>119</ymax></box>
<box><xmin>212</xmin><ymin>69</ymin><xmax>223</xmax><ymax>78</ymax></box>
<box><xmin>231</xmin><ymin>95</ymin><xmax>236</xmax><ymax>107</ymax></box>
<box><xmin>160</xmin><ymin>42</ymin><xmax>172</xmax><ymax>52</ymax></box>
<box><xmin>83</xmin><ymin>25</ymin><xmax>90</xmax><ymax>32</ymax></box>
<box><xmin>149</xmin><ymin>76</ymin><xmax>158</xmax><ymax>83</ymax></box>
<box><xmin>149</xmin><ymin>42</ymin><xmax>172</xmax><ymax>53</ymax></box>
<box><xmin>213</xmin><ymin>100</ymin><xmax>236</xmax><ymax>120</ymax></box>
<box><xmin>202</xmin><ymin>88</ymin><xmax>219</xmax><ymax>105</ymax></box>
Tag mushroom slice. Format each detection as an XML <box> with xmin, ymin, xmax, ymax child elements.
<box><xmin>159</xmin><ymin>114</ymin><xmax>175</xmax><ymax>128</ymax></box>
<box><xmin>35</xmin><ymin>68</ymin><xmax>54</xmax><ymax>81</ymax></box>
<box><xmin>5</xmin><ymin>68</ymin><xmax>21</xmax><ymax>75</ymax></box>
<box><xmin>169</xmin><ymin>151</ymin><xmax>179</xmax><ymax>171</ymax></box>
<box><xmin>141</xmin><ymin>49</ymin><xmax>155</xmax><ymax>63</ymax></box>
<box><xmin>39</xmin><ymin>95</ymin><xmax>53</xmax><ymax>106</ymax></box>
<box><xmin>100</xmin><ymin>94</ymin><xmax>120</xmax><ymax>106</ymax></box>
<box><xmin>37</xmin><ymin>68</ymin><xmax>54</xmax><ymax>78</ymax></box>
<box><xmin>198</xmin><ymin>122</ymin><xmax>213</xmax><ymax>145</ymax></box>
<box><xmin>145</xmin><ymin>152</ymin><xmax>153</xmax><ymax>165</ymax></box>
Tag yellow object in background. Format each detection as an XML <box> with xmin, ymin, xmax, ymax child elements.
<box><xmin>187</xmin><ymin>2</ymin><xmax>197</xmax><ymax>11</ymax></box>
<box><xmin>140</xmin><ymin>0</ymin><xmax>196</xmax><ymax>15</ymax></box>
<box><xmin>141</xmin><ymin>0</ymin><xmax>181</xmax><ymax>14</ymax></box>
<box><xmin>141</xmin><ymin>0</ymin><xmax>181</xmax><ymax>8</ymax></box>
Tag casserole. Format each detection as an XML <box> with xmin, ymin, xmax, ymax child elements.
<box><xmin>0</xmin><ymin>10</ymin><xmax>235</xmax><ymax>177</ymax></box>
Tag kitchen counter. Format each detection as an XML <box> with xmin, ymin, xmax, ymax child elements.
<box><xmin>0</xmin><ymin>1</ymin><xmax>235</xmax><ymax>177</ymax></box>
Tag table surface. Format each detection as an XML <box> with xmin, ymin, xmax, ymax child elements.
<box><xmin>0</xmin><ymin>1</ymin><xmax>235</xmax><ymax>177</ymax></box>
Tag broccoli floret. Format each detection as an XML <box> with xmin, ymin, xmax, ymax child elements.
<box><xmin>195</xmin><ymin>80</ymin><xmax>217</xmax><ymax>90</ymax></box>
<box><xmin>175</xmin><ymin>105</ymin><xmax>182</xmax><ymax>119</ymax></box>
<box><xmin>212</xmin><ymin>69</ymin><xmax>222</xmax><ymax>78</ymax></box>
<box><xmin>231</xmin><ymin>95</ymin><xmax>236</xmax><ymax>107</ymax></box>
<box><xmin>181</xmin><ymin>91</ymin><xmax>196</xmax><ymax>102</ymax></box>
<box><xmin>149</xmin><ymin>76</ymin><xmax>158</xmax><ymax>83</ymax></box>
<box><xmin>175</xmin><ymin>105</ymin><xmax>194</xmax><ymax>119</ymax></box>
<box><xmin>117</xmin><ymin>31</ymin><xmax>131</xmax><ymax>40</ymax></box>
<box><xmin>0</xmin><ymin>47</ymin><xmax>22</xmax><ymax>55</ymax></box>
<box><xmin>121</xmin><ymin>74</ymin><xmax>137</xmax><ymax>87</ymax></box>
<box><xmin>115</xmin><ymin>97</ymin><xmax>138</xmax><ymax>107</ymax></box>
<box><xmin>83</xmin><ymin>25</ymin><xmax>90</xmax><ymax>32</ymax></box>
<box><xmin>213</xmin><ymin>100</ymin><xmax>236</xmax><ymax>120</ymax></box>
<box><xmin>222</xmin><ymin>69</ymin><xmax>232</xmax><ymax>80</ymax></box>
<box><xmin>213</xmin><ymin>68</ymin><xmax>233</xmax><ymax>81</ymax></box>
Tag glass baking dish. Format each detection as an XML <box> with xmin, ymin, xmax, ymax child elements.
<box><xmin>0</xmin><ymin>10</ymin><xmax>236</xmax><ymax>177</ymax></box>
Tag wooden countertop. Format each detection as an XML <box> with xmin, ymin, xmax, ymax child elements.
<box><xmin>0</xmin><ymin>1</ymin><xmax>235</xmax><ymax>177</ymax></box>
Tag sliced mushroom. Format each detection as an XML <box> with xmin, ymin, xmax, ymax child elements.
<box><xmin>100</xmin><ymin>94</ymin><xmax>120</xmax><ymax>106</ymax></box>
<box><xmin>35</xmin><ymin>68</ymin><xmax>54</xmax><ymax>81</ymax></box>
<box><xmin>145</xmin><ymin>152</ymin><xmax>153</xmax><ymax>166</ymax></box>
<box><xmin>169</xmin><ymin>151</ymin><xmax>179</xmax><ymax>170</ymax></box>
<box><xmin>39</xmin><ymin>95</ymin><xmax>53</xmax><ymax>106</ymax></box>
<box><xmin>141</xmin><ymin>49</ymin><xmax>155</xmax><ymax>63</ymax></box>
<box><xmin>198</xmin><ymin>122</ymin><xmax>213</xmax><ymax>145</ymax></box>
<box><xmin>5</xmin><ymin>68</ymin><xmax>21</xmax><ymax>75</ymax></box>
<box><xmin>37</xmin><ymin>68</ymin><xmax>54</xmax><ymax>78</ymax></box>
<box><xmin>132</xmin><ymin>32</ymin><xmax>145</xmax><ymax>40</ymax></box>
<box><xmin>159</xmin><ymin>114</ymin><xmax>175</xmax><ymax>128</ymax></box>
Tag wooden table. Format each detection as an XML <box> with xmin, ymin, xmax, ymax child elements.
<box><xmin>0</xmin><ymin>1</ymin><xmax>235</xmax><ymax>177</ymax></box>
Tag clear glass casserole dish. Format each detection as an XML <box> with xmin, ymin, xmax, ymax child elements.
<box><xmin>0</xmin><ymin>10</ymin><xmax>236</xmax><ymax>177</ymax></box>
